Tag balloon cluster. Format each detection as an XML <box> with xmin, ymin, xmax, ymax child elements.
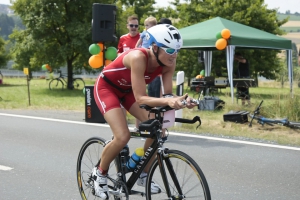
<box><xmin>215</xmin><ymin>29</ymin><xmax>231</xmax><ymax>50</ymax></box>
<box><xmin>41</xmin><ymin>64</ymin><xmax>52</xmax><ymax>72</ymax></box>
<box><xmin>196</xmin><ymin>69</ymin><xmax>205</xmax><ymax>79</ymax></box>
<box><xmin>88</xmin><ymin>43</ymin><xmax>117</xmax><ymax>68</ymax></box>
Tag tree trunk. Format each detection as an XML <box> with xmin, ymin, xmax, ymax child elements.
<box><xmin>67</xmin><ymin>60</ymin><xmax>74</xmax><ymax>90</ymax></box>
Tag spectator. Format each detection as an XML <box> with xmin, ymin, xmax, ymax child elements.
<box><xmin>135</xmin><ymin>16</ymin><xmax>157</xmax><ymax>48</ymax></box>
<box><xmin>234</xmin><ymin>52</ymin><xmax>251</xmax><ymax>105</ymax></box>
<box><xmin>117</xmin><ymin>15</ymin><xmax>140</xmax><ymax>55</ymax></box>
<box><xmin>117</xmin><ymin>15</ymin><xmax>141</xmax><ymax>126</ymax></box>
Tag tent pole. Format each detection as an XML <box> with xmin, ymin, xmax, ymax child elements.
<box><xmin>287</xmin><ymin>50</ymin><xmax>293</xmax><ymax>98</ymax></box>
<box><xmin>226</xmin><ymin>46</ymin><xmax>235</xmax><ymax>103</ymax></box>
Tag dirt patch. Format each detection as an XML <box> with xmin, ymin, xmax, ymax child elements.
<box><xmin>281</xmin><ymin>33</ymin><xmax>300</xmax><ymax>46</ymax></box>
<box><xmin>282</xmin><ymin>21</ymin><xmax>300</xmax><ymax>27</ymax></box>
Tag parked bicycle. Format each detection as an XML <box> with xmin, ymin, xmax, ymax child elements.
<box><xmin>49</xmin><ymin>70</ymin><xmax>85</xmax><ymax>90</ymax></box>
<box><xmin>249</xmin><ymin>100</ymin><xmax>300</xmax><ymax>129</ymax></box>
<box><xmin>77</xmin><ymin>100</ymin><xmax>211</xmax><ymax>200</ymax></box>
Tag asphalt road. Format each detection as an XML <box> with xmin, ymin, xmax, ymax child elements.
<box><xmin>0</xmin><ymin>110</ymin><xmax>300</xmax><ymax>200</ymax></box>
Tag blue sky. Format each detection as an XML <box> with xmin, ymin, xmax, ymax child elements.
<box><xmin>1</xmin><ymin>0</ymin><xmax>299</xmax><ymax>14</ymax></box>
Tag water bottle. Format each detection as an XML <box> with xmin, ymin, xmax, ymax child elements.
<box><xmin>126</xmin><ymin>147</ymin><xmax>144</xmax><ymax>171</ymax></box>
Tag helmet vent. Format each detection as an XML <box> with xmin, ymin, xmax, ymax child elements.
<box><xmin>164</xmin><ymin>39</ymin><xmax>170</xmax><ymax>44</ymax></box>
<box><xmin>173</xmin><ymin>33</ymin><xmax>181</xmax><ymax>42</ymax></box>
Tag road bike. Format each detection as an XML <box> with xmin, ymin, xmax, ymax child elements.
<box><xmin>249</xmin><ymin>100</ymin><xmax>300</xmax><ymax>129</ymax></box>
<box><xmin>49</xmin><ymin>70</ymin><xmax>85</xmax><ymax>90</ymax></box>
<box><xmin>77</xmin><ymin>101</ymin><xmax>211</xmax><ymax>199</ymax></box>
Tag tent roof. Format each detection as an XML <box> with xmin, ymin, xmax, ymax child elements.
<box><xmin>179</xmin><ymin>17</ymin><xmax>292</xmax><ymax>50</ymax></box>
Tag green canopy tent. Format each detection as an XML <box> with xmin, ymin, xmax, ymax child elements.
<box><xmin>179</xmin><ymin>17</ymin><xmax>293</xmax><ymax>103</ymax></box>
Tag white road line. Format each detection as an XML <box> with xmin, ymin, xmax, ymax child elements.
<box><xmin>1</xmin><ymin>112</ymin><xmax>300</xmax><ymax>151</ymax></box>
<box><xmin>0</xmin><ymin>165</ymin><xmax>13</xmax><ymax>171</ymax></box>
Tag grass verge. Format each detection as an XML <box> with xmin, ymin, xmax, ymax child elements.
<box><xmin>1</xmin><ymin>77</ymin><xmax>299</xmax><ymax>146</ymax></box>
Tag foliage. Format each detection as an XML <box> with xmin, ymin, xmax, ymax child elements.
<box><xmin>171</xmin><ymin>0</ymin><xmax>289</xmax><ymax>81</ymax></box>
<box><xmin>5</xmin><ymin>0</ymin><xmax>296</xmax><ymax>89</ymax></box>
<box><xmin>10</xmin><ymin>0</ymin><xmax>116</xmax><ymax>89</ymax></box>
<box><xmin>0</xmin><ymin>13</ymin><xmax>14</xmax><ymax>40</ymax></box>
<box><xmin>0</xmin><ymin>36</ymin><xmax>10</xmax><ymax>68</ymax></box>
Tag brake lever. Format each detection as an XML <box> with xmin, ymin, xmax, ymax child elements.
<box><xmin>175</xmin><ymin>116</ymin><xmax>201</xmax><ymax>129</ymax></box>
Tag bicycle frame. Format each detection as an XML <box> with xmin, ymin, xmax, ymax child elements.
<box><xmin>249</xmin><ymin>100</ymin><xmax>289</xmax><ymax>127</ymax></box>
<box><xmin>112</xmin><ymin>105</ymin><xmax>201</xmax><ymax>196</ymax></box>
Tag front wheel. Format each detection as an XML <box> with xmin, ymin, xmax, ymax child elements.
<box><xmin>146</xmin><ymin>149</ymin><xmax>211</xmax><ymax>200</ymax></box>
<box><xmin>76</xmin><ymin>137</ymin><xmax>129</xmax><ymax>200</ymax></box>
<box><xmin>49</xmin><ymin>78</ymin><xmax>64</xmax><ymax>90</ymax></box>
<box><xmin>73</xmin><ymin>78</ymin><xmax>85</xmax><ymax>90</ymax></box>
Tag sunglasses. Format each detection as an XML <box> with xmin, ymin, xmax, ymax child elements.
<box><xmin>160</xmin><ymin>47</ymin><xmax>180</xmax><ymax>55</ymax></box>
<box><xmin>128</xmin><ymin>24</ymin><xmax>139</xmax><ymax>28</ymax></box>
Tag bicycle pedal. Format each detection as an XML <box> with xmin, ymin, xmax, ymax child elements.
<box><xmin>109</xmin><ymin>189</ymin><xmax>126</xmax><ymax>197</ymax></box>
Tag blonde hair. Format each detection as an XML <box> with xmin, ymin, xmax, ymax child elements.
<box><xmin>144</xmin><ymin>16</ymin><xmax>157</xmax><ymax>26</ymax></box>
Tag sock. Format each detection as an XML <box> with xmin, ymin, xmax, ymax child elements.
<box><xmin>97</xmin><ymin>166</ymin><xmax>108</xmax><ymax>175</ymax></box>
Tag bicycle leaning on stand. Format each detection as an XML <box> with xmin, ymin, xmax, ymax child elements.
<box><xmin>48</xmin><ymin>70</ymin><xmax>85</xmax><ymax>90</ymax></box>
<box><xmin>76</xmin><ymin>100</ymin><xmax>211</xmax><ymax>200</ymax></box>
<box><xmin>249</xmin><ymin>100</ymin><xmax>300</xmax><ymax>129</ymax></box>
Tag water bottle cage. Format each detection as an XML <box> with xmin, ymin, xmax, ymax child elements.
<box><xmin>138</xmin><ymin>119</ymin><xmax>161</xmax><ymax>138</ymax></box>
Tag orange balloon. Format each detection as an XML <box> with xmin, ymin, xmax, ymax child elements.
<box><xmin>105</xmin><ymin>59</ymin><xmax>112</xmax><ymax>66</ymax></box>
<box><xmin>215</xmin><ymin>38</ymin><xmax>227</xmax><ymax>50</ymax></box>
<box><xmin>97</xmin><ymin>43</ymin><xmax>104</xmax><ymax>53</ymax></box>
<box><xmin>45</xmin><ymin>64</ymin><xmax>52</xmax><ymax>72</ymax></box>
<box><xmin>89</xmin><ymin>53</ymin><xmax>104</xmax><ymax>68</ymax></box>
<box><xmin>221</xmin><ymin>29</ymin><xmax>231</xmax><ymax>39</ymax></box>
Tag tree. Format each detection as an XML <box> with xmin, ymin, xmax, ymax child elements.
<box><xmin>10</xmin><ymin>0</ymin><xmax>116</xmax><ymax>89</ymax></box>
<box><xmin>0</xmin><ymin>14</ymin><xmax>15</xmax><ymax>40</ymax></box>
<box><xmin>170</xmin><ymin>0</ymin><xmax>289</xmax><ymax>81</ymax></box>
<box><xmin>0</xmin><ymin>36</ymin><xmax>10</xmax><ymax>68</ymax></box>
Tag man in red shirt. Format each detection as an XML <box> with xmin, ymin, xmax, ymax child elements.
<box><xmin>117</xmin><ymin>15</ymin><xmax>140</xmax><ymax>54</ymax></box>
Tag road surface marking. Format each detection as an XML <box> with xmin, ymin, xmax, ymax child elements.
<box><xmin>1</xmin><ymin>112</ymin><xmax>300</xmax><ymax>151</ymax></box>
<box><xmin>0</xmin><ymin>165</ymin><xmax>13</xmax><ymax>171</ymax></box>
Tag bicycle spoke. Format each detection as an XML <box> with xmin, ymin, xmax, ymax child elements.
<box><xmin>146</xmin><ymin>149</ymin><xmax>211</xmax><ymax>200</ymax></box>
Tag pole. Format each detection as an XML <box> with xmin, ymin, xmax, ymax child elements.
<box><xmin>27</xmin><ymin>75</ymin><xmax>31</xmax><ymax>106</ymax></box>
<box><xmin>175</xmin><ymin>71</ymin><xmax>184</xmax><ymax>127</ymax></box>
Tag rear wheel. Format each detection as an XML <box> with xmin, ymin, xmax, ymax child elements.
<box><xmin>49</xmin><ymin>78</ymin><xmax>64</xmax><ymax>90</ymax></box>
<box><xmin>76</xmin><ymin>137</ymin><xmax>129</xmax><ymax>200</ymax></box>
<box><xmin>146</xmin><ymin>149</ymin><xmax>211</xmax><ymax>200</ymax></box>
<box><xmin>288</xmin><ymin>121</ymin><xmax>300</xmax><ymax>129</ymax></box>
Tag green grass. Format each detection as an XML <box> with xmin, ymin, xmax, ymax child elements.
<box><xmin>280</xmin><ymin>27</ymin><xmax>300</xmax><ymax>32</ymax></box>
<box><xmin>1</xmin><ymin>77</ymin><xmax>300</xmax><ymax>146</ymax></box>
<box><xmin>277</xmin><ymin>14</ymin><xmax>300</xmax><ymax>21</ymax></box>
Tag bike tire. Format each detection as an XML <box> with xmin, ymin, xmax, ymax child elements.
<box><xmin>288</xmin><ymin>121</ymin><xmax>300</xmax><ymax>129</ymax></box>
<box><xmin>73</xmin><ymin>78</ymin><xmax>85</xmax><ymax>90</ymax></box>
<box><xmin>49</xmin><ymin>78</ymin><xmax>64</xmax><ymax>90</ymax></box>
<box><xmin>145</xmin><ymin>149</ymin><xmax>211</xmax><ymax>200</ymax></box>
<box><xmin>76</xmin><ymin>137</ymin><xmax>129</xmax><ymax>200</ymax></box>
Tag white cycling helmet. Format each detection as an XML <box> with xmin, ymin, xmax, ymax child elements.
<box><xmin>146</xmin><ymin>24</ymin><xmax>183</xmax><ymax>49</ymax></box>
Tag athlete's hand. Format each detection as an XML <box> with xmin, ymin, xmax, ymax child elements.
<box><xmin>180</xmin><ymin>93</ymin><xmax>197</xmax><ymax>109</ymax></box>
<box><xmin>166</xmin><ymin>94</ymin><xmax>186</xmax><ymax>109</ymax></box>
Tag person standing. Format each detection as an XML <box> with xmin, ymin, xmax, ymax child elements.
<box><xmin>117</xmin><ymin>15</ymin><xmax>140</xmax><ymax>55</ymax></box>
<box><xmin>234</xmin><ymin>52</ymin><xmax>251</xmax><ymax>105</ymax></box>
<box><xmin>135</xmin><ymin>16</ymin><xmax>157</xmax><ymax>48</ymax></box>
<box><xmin>117</xmin><ymin>15</ymin><xmax>141</xmax><ymax>127</ymax></box>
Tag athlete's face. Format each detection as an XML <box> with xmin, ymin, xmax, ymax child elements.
<box><xmin>127</xmin><ymin>19</ymin><xmax>139</xmax><ymax>37</ymax></box>
<box><xmin>157</xmin><ymin>46</ymin><xmax>178</xmax><ymax>66</ymax></box>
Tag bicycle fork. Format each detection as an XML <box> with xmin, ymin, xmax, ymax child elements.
<box><xmin>157</xmin><ymin>147</ymin><xmax>184</xmax><ymax>199</ymax></box>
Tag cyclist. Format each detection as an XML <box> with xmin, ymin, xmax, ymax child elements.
<box><xmin>93</xmin><ymin>24</ymin><xmax>197</xmax><ymax>199</ymax></box>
